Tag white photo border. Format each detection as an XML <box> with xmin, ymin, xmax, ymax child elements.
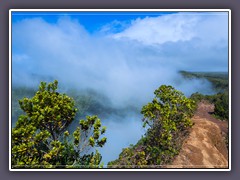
<box><xmin>9</xmin><ymin>9</ymin><xmax>231</xmax><ymax>171</ymax></box>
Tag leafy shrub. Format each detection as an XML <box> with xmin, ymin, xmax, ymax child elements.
<box><xmin>190</xmin><ymin>91</ymin><xmax>229</xmax><ymax>120</ymax></box>
<box><xmin>211</xmin><ymin>92</ymin><xmax>229</xmax><ymax>120</ymax></box>
<box><xmin>108</xmin><ymin>85</ymin><xmax>195</xmax><ymax>168</ymax></box>
<box><xmin>12</xmin><ymin>80</ymin><xmax>107</xmax><ymax>168</ymax></box>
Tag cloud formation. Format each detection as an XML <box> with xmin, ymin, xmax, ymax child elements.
<box><xmin>113</xmin><ymin>12</ymin><xmax>228</xmax><ymax>45</ymax></box>
<box><xmin>12</xmin><ymin>12</ymin><xmax>228</xmax><ymax>106</ymax></box>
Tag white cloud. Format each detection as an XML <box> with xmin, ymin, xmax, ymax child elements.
<box><xmin>112</xmin><ymin>12</ymin><xmax>228</xmax><ymax>46</ymax></box>
<box><xmin>12</xmin><ymin>13</ymin><xmax>228</xmax><ymax>107</ymax></box>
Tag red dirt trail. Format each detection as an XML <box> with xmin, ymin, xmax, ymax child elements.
<box><xmin>166</xmin><ymin>101</ymin><xmax>228</xmax><ymax>168</ymax></box>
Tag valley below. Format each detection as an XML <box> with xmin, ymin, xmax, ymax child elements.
<box><xmin>11</xmin><ymin>71</ymin><xmax>229</xmax><ymax>168</ymax></box>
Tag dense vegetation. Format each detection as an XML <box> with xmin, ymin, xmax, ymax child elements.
<box><xmin>108</xmin><ymin>85</ymin><xmax>196</xmax><ymax>168</ymax></box>
<box><xmin>180</xmin><ymin>71</ymin><xmax>228</xmax><ymax>92</ymax></box>
<box><xmin>12</xmin><ymin>80</ymin><xmax>107</xmax><ymax>168</ymax></box>
<box><xmin>180</xmin><ymin>71</ymin><xmax>229</xmax><ymax>120</ymax></box>
<box><xmin>190</xmin><ymin>92</ymin><xmax>229</xmax><ymax>120</ymax></box>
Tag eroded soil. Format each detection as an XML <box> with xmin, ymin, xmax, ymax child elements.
<box><xmin>166</xmin><ymin>101</ymin><xmax>228</xmax><ymax>168</ymax></box>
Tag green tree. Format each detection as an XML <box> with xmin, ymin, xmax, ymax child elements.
<box><xmin>140</xmin><ymin>85</ymin><xmax>195</xmax><ymax>165</ymax></box>
<box><xmin>12</xmin><ymin>80</ymin><xmax>107</xmax><ymax>168</ymax></box>
<box><xmin>108</xmin><ymin>85</ymin><xmax>196</xmax><ymax>168</ymax></box>
<box><xmin>211</xmin><ymin>92</ymin><xmax>229</xmax><ymax>120</ymax></box>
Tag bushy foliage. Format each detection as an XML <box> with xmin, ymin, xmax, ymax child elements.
<box><xmin>190</xmin><ymin>92</ymin><xmax>206</xmax><ymax>103</ymax></box>
<box><xmin>141</xmin><ymin>85</ymin><xmax>195</xmax><ymax>165</ymax></box>
<box><xmin>190</xmin><ymin>91</ymin><xmax>229</xmax><ymax>120</ymax></box>
<box><xmin>210</xmin><ymin>92</ymin><xmax>229</xmax><ymax>120</ymax></box>
<box><xmin>108</xmin><ymin>85</ymin><xmax>195</xmax><ymax>168</ymax></box>
<box><xmin>12</xmin><ymin>80</ymin><xmax>107</xmax><ymax>168</ymax></box>
<box><xmin>108</xmin><ymin>146</ymin><xmax>148</xmax><ymax>168</ymax></box>
<box><xmin>18</xmin><ymin>80</ymin><xmax>77</xmax><ymax>141</ymax></box>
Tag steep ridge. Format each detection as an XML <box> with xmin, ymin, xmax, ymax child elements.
<box><xmin>166</xmin><ymin>101</ymin><xmax>228</xmax><ymax>168</ymax></box>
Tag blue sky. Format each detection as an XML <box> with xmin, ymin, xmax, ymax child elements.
<box><xmin>12</xmin><ymin>11</ymin><xmax>175</xmax><ymax>33</ymax></box>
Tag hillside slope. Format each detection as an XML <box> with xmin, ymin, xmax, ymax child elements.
<box><xmin>166</xmin><ymin>101</ymin><xmax>228</xmax><ymax>168</ymax></box>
